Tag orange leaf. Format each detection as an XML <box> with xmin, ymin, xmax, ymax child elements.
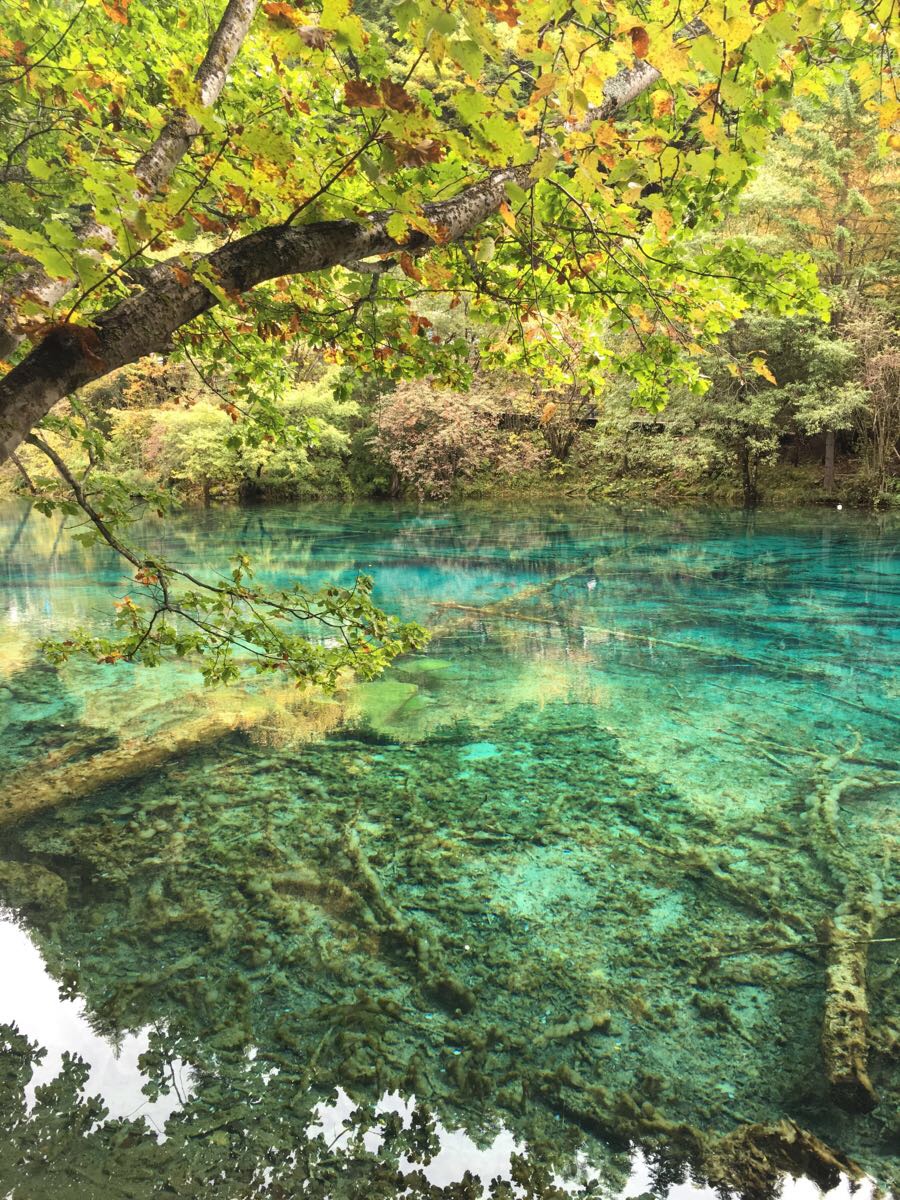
<box><xmin>539</xmin><ymin>401</ymin><xmax>558</xmax><ymax>426</ymax></box>
<box><xmin>498</xmin><ymin>201</ymin><xmax>516</xmax><ymax>230</ymax></box>
<box><xmin>631</xmin><ymin>26</ymin><xmax>650</xmax><ymax>58</ymax></box>
<box><xmin>399</xmin><ymin>253</ymin><xmax>423</xmax><ymax>282</ymax></box>
<box><xmin>490</xmin><ymin>0</ymin><xmax>518</xmax><ymax>27</ymax></box>
<box><xmin>263</xmin><ymin>1</ymin><xmax>300</xmax><ymax>26</ymax></box>
<box><xmin>171</xmin><ymin>265</ymin><xmax>192</xmax><ymax>287</ymax></box>
<box><xmin>102</xmin><ymin>0</ymin><xmax>131</xmax><ymax>24</ymax></box>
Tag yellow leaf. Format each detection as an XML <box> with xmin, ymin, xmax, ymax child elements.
<box><xmin>530</xmin><ymin>72</ymin><xmax>558</xmax><ymax>104</ymax></box>
<box><xmin>698</xmin><ymin>115</ymin><xmax>728</xmax><ymax>152</ymax></box>
<box><xmin>651</xmin><ymin>90</ymin><xmax>674</xmax><ymax>118</ymax></box>
<box><xmin>429</xmin><ymin>32</ymin><xmax>445</xmax><ymax>67</ymax></box>
<box><xmin>724</xmin><ymin>13</ymin><xmax>755</xmax><ymax>45</ymax></box>
<box><xmin>840</xmin><ymin>10</ymin><xmax>862</xmax><ymax>40</ymax></box>
<box><xmin>752</xmin><ymin>356</ymin><xmax>777</xmax><ymax>385</ymax></box>
<box><xmin>781</xmin><ymin>109</ymin><xmax>802</xmax><ymax>135</ymax></box>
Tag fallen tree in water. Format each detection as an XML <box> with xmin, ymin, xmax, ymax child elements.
<box><xmin>0</xmin><ymin>711</ymin><xmax>242</xmax><ymax>826</ymax></box>
<box><xmin>822</xmin><ymin>904</ymin><xmax>879</xmax><ymax>1113</ymax></box>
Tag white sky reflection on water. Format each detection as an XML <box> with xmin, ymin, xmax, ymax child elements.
<box><xmin>310</xmin><ymin>1089</ymin><xmax>876</xmax><ymax>1200</ymax></box>
<box><xmin>0</xmin><ymin>918</ymin><xmax>878</xmax><ymax>1199</ymax></box>
<box><xmin>0</xmin><ymin>918</ymin><xmax>191</xmax><ymax>1136</ymax></box>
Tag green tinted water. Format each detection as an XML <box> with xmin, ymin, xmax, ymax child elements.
<box><xmin>0</xmin><ymin>501</ymin><xmax>897</xmax><ymax>1199</ymax></box>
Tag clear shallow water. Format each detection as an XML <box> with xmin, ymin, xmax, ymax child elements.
<box><xmin>0</xmin><ymin>501</ymin><xmax>897</xmax><ymax>1198</ymax></box>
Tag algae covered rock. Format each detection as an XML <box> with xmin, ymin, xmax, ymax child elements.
<box><xmin>0</xmin><ymin>860</ymin><xmax>67</xmax><ymax>916</ymax></box>
<box><xmin>351</xmin><ymin>679</ymin><xmax>425</xmax><ymax>738</ymax></box>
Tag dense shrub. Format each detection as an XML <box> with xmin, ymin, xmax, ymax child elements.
<box><xmin>370</xmin><ymin>381</ymin><xmax>546</xmax><ymax>500</ymax></box>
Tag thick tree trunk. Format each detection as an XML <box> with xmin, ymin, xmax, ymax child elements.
<box><xmin>823</xmin><ymin>428</ymin><xmax>836</xmax><ymax>493</ymax></box>
<box><xmin>0</xmin><ymin>0</ymin><xmax>259</xmax><ymax>360</ymax></box>
<box><xmin>738</xmin><ymin>444</ymin><xmax>759</xmax><ymax>508</ymax></box>
<box><xmin>0</xmin><ymin>165</ymin><xmax>534</xmax><ymax>465</ymax></box>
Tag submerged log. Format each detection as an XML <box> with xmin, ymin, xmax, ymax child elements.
<box><xmin>0</xmin><ymin>712</ymin><xmax>241</xmax><ymax>827</ymax></box>
<box><xmin>712</xmin><ymin>1118</ymin><xmax>860</xmax><ymax>1197</ymax></box>
<box><xmin>821</xmin><ymin>905</ymin><xmax>879</xmax><ymax>1113</ymax></box>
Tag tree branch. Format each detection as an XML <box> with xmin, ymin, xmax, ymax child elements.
<box><xmin>0</xmin><ymin>163</ymin><xmax>534</xmax><ymax>463</ymax></box>
<box><xmin>0</xmin><ymin>13</ymin><xmax>708</xmax><ymax>464</ymax></box>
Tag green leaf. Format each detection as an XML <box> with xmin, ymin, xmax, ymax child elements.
<box><xmin>449</xmin><ymin>39</ymin><xmax>483</xmax><ymax>77</ymax></box>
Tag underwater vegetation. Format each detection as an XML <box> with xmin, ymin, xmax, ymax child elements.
<box><xmin>0</xmin><ymin>502</ymin><xmax>897</xmax><ymax>1198</ymax></box>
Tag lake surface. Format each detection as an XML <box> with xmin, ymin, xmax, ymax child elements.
<box><xmin>0</xmin><ymin>501</ymin><xmax>897</xmax><ymax>1199</ymax></box>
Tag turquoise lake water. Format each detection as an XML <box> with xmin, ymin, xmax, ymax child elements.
<box><xmin>0</xmin><ymin>501</ymin><xmax>897</xmax><ymax>1198</ymax></box>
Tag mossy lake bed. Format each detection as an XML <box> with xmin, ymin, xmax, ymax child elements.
<box><xmin>0</xmin><ymin>501</ymin><xmax>897</xmax><ymax>1199</ymax></box>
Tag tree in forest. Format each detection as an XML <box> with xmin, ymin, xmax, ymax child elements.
<box><xmin>0</xmin><ymin>0</ymin><xmax>896</xmax><ymax>681</ymax></box>
<box><xmin>371</xmin><ymin>379</ymin><xmax>544</xmax><ymax>498</ymax></box>
<box><xmin>742</xmin><ymin>83</ymin><xmax>900</xmax><ymax>300</ymax></box>
<box><xmin>739</xmin><ymin>84</ymin><xmax>900</xmax><ymax>494</ymax></box>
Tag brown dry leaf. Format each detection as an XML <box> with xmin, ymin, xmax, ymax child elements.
<box><xmin>380</xmin><ymin>79</ymin><xmax>416</xmax><ymax>112</ymax></box>
<box><xmin>631</xmin><ymin>26</ymin><xmax>650</xmax><ymax>58</ymax></box>
<box><xmin>298</xmin><ymin>25</ymin><xmax>333</xmax><ymax>49</ymax></box>
<box><xmin>344</xmin><ymin>78</ymin><xmax>381</xmax><ymax>107</ymax></box>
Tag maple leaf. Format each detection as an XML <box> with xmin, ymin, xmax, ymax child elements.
<box><xmin>751</xmin><ymin>356</ymin><xmax>777</xmax><ymax>385</ymax></box>
<box><xmin>489</xmin><ymin>0</ymin><xmax>518</xmax><ymax>28</ymax></box>
<box><xmin>102</xmin><ymin>0</ymin><xmax>131</xmax><ymax>25</ymax></box>
<box><xmin>344</xmin><ymin>78</ymin><xmax>381</xmax><ymax>107</ymax></box>
<box><xmin>399</xmin><ymin>253</ymin><xmax>423</xmax><ymax>282</ymax></box>
<box><xmin>380</xmin><ymin>79</ymin><xmax>416</xmax><ymax>113</ymax></box>
<box><xmin>263</xmin><ymin>2</ymin><xmax>300</xmax><ymax>27</ymax></box>
<box><xmin>388</xmin><ymin>137</ymin><xmax>445</xmax><ymax>166</ymax></box>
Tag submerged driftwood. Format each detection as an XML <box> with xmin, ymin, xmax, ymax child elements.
<box><xmin>1</xmin><ymin>712</ymin><xmax>241</xmax><ymax>826</ymax></box>
<box><xmin>822</xmin><ymin>904</ymin><xmax>879</xmax><ymax>1113</ymax></box>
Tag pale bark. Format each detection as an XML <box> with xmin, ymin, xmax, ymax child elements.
<box><xmin>0</xmin><ymin>713</ymin><xmax>241</xmax><ymax>826</ymax></box>
<box><xmin>0</xmin><ymin>0</ymin><xmax>258</xmax><ymax>359</ymax></box>
<box><xmin>571</xmin><ymin>17</ymin><xmax>708</xmax><ymax>130</ymax></box>
<box><xmin>132</xmin><ymin>0</ymin><xmax>259</xmax><ymax>190</ymax></box>
<box><xmin>822</xmin><ymin>905</ymin><xmax>878</xmax><ymax>1113</ymax></box>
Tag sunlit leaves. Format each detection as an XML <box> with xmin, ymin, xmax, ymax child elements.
<box><xmin>1</xmin><ymin>0</ymin><xmax>895</xmax><ymax>422</ymax></box>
